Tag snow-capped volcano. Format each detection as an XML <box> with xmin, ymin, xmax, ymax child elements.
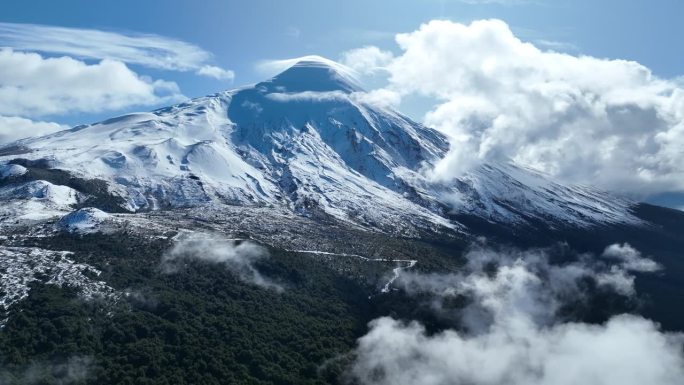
<box><xmin>0</xmin><ymin>56</ymin><xmax>637</xmax><ymax>233</ymax></box>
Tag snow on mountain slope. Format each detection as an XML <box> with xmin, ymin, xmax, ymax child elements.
<box><xmin>0</xmin><ymin>180</ymin><xmax>78</xmax><ymax>205</ymax></box>
<box><xmin>0</xmin><ymin>56</ymin><xmax>639</xmax><ymax>232</ymax></box>
<box><xmin>57</xmin><ymin>208</ymin><xmax>112</xmax><ymax>234</ymax></box>
<box><xmin>0</xmin><ymin>180</ymin><xmax>81</xmax><ymax>223</ymax></box>
<box><xmin>443</xmin><ymin>163</ymin><xmax>637</xmax><ymax>226</ymax></box>
<box><xmin>0</xmin><ymin>164</ymin><xmax>27</xmax><ymax>178</ymax></box>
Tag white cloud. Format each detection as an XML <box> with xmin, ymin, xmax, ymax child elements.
<box><xmin>352</xmin><ymin>89</ymin><xmax>402</xmax><ymax>109</ymax></box>
<box><xmin>0</xmin><ymin>48</ymin><xmax>182</xmax><ymax>117</ymax></box>
<box><xmin>340</xmin><ymin>46</ymin><xmax>394</xmax><ymax>75</ymax></box>
<box><xmin>602</xmin><ymin>243</ymin><xmax>662</xmax><ymax>273</ymax></box>
<box><xmin>0</xmin><ymin>355</ymin><xmax>94</xmax><ymax>384</ymax></box>
<box><xmin>352</xmin><ymin>19</ymin><xmax>684</xmax><ymax>198</ymax></box>
<box><xmin>534</xmin><ymin>39</ymin><xmax>578</xmax><ymax>52</ymax></box>
<box><xmin>595</xmin><ymin>266</ymin><xmax>637</xmax><ymax>297</ymax></box>
<box><xmin>351</xmin><ymin>315</ymin><xmax>684</xmax><ymax>385</ymax></box>
<box><xmin>350</xmin><ymin>244</ymin><xmax>684</xmax><ymax>385</ymax></box>
<box><xmin>196</xmin><ymin>65</ymin><xmax>235</xmax><ymax>81</ymax></box>
<box><xmin>265</xmin><ymin>90</ymin><xmax>348</xmax><ymax>103</ymax></box>
<box><xmin>397</xmin><ymin>245</ymin><xmax>648</xmax><ymax>330</ymax></box>
<box><xmin>161</xmin><ymin>233</ymin><xmax>281</xmax><ymax>291</ymax></box>
<box><xmin>256</xmin><ymin>55</ymin><xmax>360</xmax><ymax>80</ymax></box>
<box><xmin>0</xmin><ymin>115</ymin><xmax>68</xmax><ymax>144</ymax></box>
<box><xmin>264</xmin><ymin>89</ymin><xmax>401</xmax><ymax>110</ymax></box>
<box><xmin>0</xmin><ymin>22</ymin><xmax>233</xmax><ymax>80</ymax></box>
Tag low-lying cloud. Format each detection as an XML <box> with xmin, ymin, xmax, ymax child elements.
<box><xmin>161</xmin><ymin>233</ymin><xmax>281</xmax><ymax>291</ymax></box>
<box><xmin>397</xmin><ymin>243</ymin><xmax>657</xmax><ymax>328</ymax></box>
<box><xmin>352</xmin><ymin>314</ymin><xmax>683</xmax><ymax>385</ymax></box>
<box><xmin>264</xmin><ymin>89</ymin><xmax>400</xmax><ymax>109</ymax></box>
<box><xmin>0</xmin><ymin>355</ymin><xmax>94</xmax><ymax>385</ymax></box>
<box><xmin>602</xmin><ymin>242</ymin><xmax>662</xmax><ymax>273</ymax></box>
<box><xmin>348</xmin><ymin>243</ymin><xmax>683</xmax><ymax>385</ymax></box>
<box><xmin>265</xmin><ymin>90</ymin><xmax>348</xmax><ymax>103</ymax></box>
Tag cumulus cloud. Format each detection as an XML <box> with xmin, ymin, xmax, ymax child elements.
<box><xmin>161</xmin><ymin>233</ymin><xmax>281</xmax><ymax>291</ymax></box>
<box><xmin>351</xmin><ymin>315</ymin><xmax>684</xmax><ymax>385</ymax></box>
<box><xmin>348</xmin><ymin>243</ymin><xmax>683</xmax><ymax>385</ymax></box>
<box><xmin>0</xmin><ymin>22</ymin><xmax>233</xmax><ymax>80</ymax></box>
<box><xmin>0</xmin><ymin>23</ymin><xmax>234</xmax><ymax>143</ymax></box>
<box><xmin>602</xmin><ymin>243</ymin><xmax>662</xmax><ymax>273</ymax></box>
<box><xmin>345</xmin><ymin>19</ymin><xmax>684</xmax><ymax>198</ymax></box>
<box><xmin>0</xmin><ymin>48</ymin><xmax>182</xmax><ymax>117</ymax></box>
<box><xmin>351</xmin><ymin>89</ymin><xmax>402</xmax><ymax>109</ymax></box>
<box><xmin>0</xmin><ymin>115</ymin><xmax>68</xmax><ymax>144</ymax></box>
<box><xmin>196</xmin><ymin>65</ymin><xmax>235</xmax><ymax>81</ymax></box>
<box><xmin>340</xmin><ymin>46</ymin><xmax>394</xmax><ymax>75</ymax></box>
<box><xmin>397</xmin><ymin>244</ymin><xmax>651</xmax><ymax>329</ymax></box>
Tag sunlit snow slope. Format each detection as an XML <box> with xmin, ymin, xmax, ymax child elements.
<box><xmin>0</xmin><ymin>56</ymin><xmax>638</xmax><ymax>232</ymax></box>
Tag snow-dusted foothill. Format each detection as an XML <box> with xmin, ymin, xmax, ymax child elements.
<box><xmin>57</xmin><ymin>207</ymin><xmax>112</xmax><ymax>234</ymax></box>
<box><xmin>0</xmin><ymin>247</ymin><xmax>118</xmax><ymax>326</ymax></box>
<box><xmin>0</xmin><ymin>180</ymin><xmax>79</xmax><ymax>205</ymax></box>
<box><xmin>0</xmin><ymin>163</ymin><xmax>27</xmax><ymax>179</ymax></box>
<box><xmin>0</xmin><ymin>180</ymin><xmax>82</xmax><ymax>223</ymax></box>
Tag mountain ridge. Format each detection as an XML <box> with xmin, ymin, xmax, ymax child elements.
<box><xmin>0</xmin><ymin>57</ymin><xmax>640</xmax><ymax>234</ymax></box>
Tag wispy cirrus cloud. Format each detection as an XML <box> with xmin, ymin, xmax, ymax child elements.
<box><xmin>0</xmin><ymin>22</ymin><xmax>234</xmax><ymax>80</ymax></box>
<box><xmin>533</xmin><ymin>38</ymin><xmax>578</xmax><ymax>52</ymax></box>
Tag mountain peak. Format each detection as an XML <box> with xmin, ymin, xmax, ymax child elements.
<box><xmin>263</xmin><ymin>55</ymin><xmax>362</xmax><ymax>93</ymax></box>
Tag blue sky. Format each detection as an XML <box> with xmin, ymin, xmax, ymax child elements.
<box><xmin>2</xmin><ymin>0</ymin><xmax>684</xmax><ymax>207</ymax></box>
<box><xmin>3</xmin><ymin>0</ymin><xmax>683</xmax><ymax>124</ymax></box>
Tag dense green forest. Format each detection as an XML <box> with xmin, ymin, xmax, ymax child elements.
<box><xmin>2</xmin><ymin>203</ymin><xmax>682</xmax><ymax>384</ymax></box>
<box><xmin>0</xmin><ymin>231</ymin><xmax>462</xmax><ymax>385</ymax></box>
